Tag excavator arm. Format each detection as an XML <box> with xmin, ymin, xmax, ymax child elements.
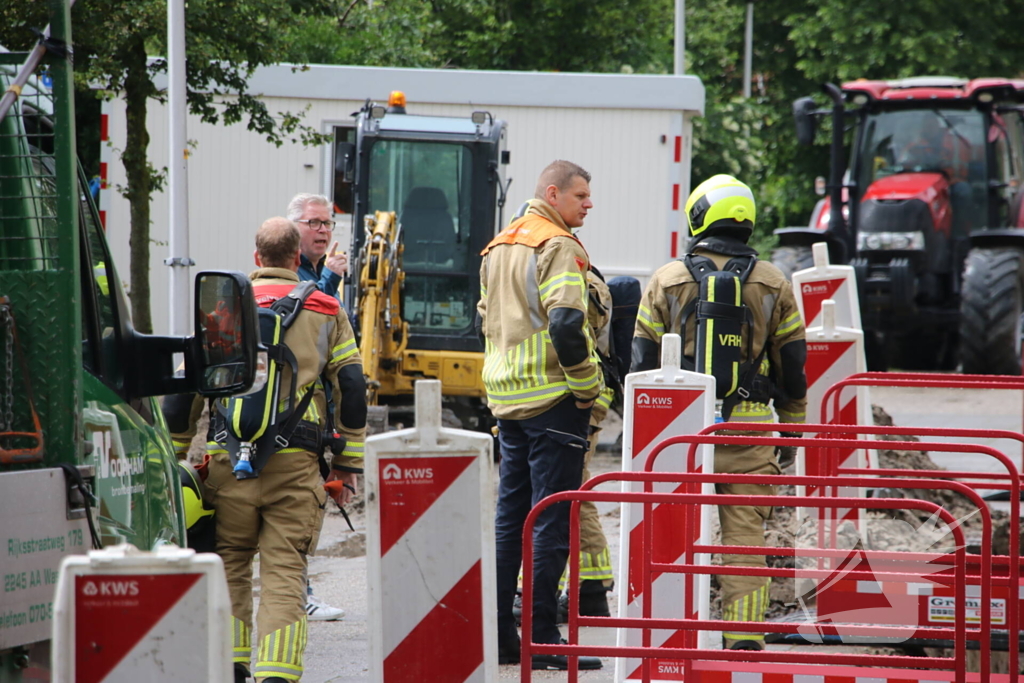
<box><xmin>356</xmin><ymin>210</ymin><xmax>408</xmax><ymax>405</ymax></box>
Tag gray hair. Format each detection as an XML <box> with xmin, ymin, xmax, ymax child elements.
<box><xmin>286</xmin><ymin>193</ymin><xmax>331</xmax><ymax>222</ymax></box>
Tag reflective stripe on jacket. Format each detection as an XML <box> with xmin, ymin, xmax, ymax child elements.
<box><xmin>478</xmin><ymin>202</ymin><xmax>603</xmax><ymax>420</ymax></box>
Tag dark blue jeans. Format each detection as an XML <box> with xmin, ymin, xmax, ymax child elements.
<box><xmin>495</xmin><ymin>395</ymin><xmax>591</xmax><ymax>645</ymax></box>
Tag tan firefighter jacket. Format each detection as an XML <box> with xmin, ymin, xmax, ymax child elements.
<box><xmin>586</xmin><ymin>270</ymin><xmax>616</xmax><ymax>425</ymax></box>
<box><xmin>168</xmin><ymin>268</ymin><xmax>366</xmax><ymax>472</ymax></box>
<box><xmin>478</xmin><ymin>200</ymin><xmax>604</xmax><ymax>420</ymax></box>
<box><xmin>635</xmin><ymin>250</ymin><xmax>807</xmax><ymax>425</ymax></box>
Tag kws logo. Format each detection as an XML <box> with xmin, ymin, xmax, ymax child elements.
<box><xmin>636</xmin><ymin>392</ymin><xmax>673</xmax><ymax>408</ymax></box>
<box><xmin>81</xmin><ymin>580</ymin><xmax>140</xmax><ymax>597</ymax></box>
<box><xmin>382</xmin><ymin>462</ymin><xmax>434</xmax><ymax>483</ymax></box>
<box><xmin>802</xmin><ymin>283</ymin><xmax>830</xmax><ymax>295</ymax></box>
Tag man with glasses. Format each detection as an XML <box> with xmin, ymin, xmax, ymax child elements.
<box><xmin>287</xmin><ymin>193</ymin><xmax>349</xmax><ymax>299</ymax></box>
<box><xmin>285</xmin><ymin>193</ymin><xmax>353</xmax><ymax>623</ymax></box>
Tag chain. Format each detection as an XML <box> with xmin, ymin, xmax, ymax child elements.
<box><xmin>0</xmin><ymin>307</ymin><xmax>12</xmax><ymax>432</ymax></box>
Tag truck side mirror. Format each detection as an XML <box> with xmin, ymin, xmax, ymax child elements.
<box><xmin>793</xmin><ymin>97</ymin><xmax>818</xmax><ymax>146</ymax></box>
<box><xmin>194</xmin><ymin>271</ymin><xmax>258</xmax><ymax>396</ymax></box>
<box><xmin>335</xmin><ymin>141</ymin><xmax>355</xmax><ymax>184</ymax></box>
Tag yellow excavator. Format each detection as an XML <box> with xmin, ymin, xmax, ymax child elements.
<box><xmin>335</xmin><ymin>94</ymin><xmax>509</xmax><ymax>430</ymax></box>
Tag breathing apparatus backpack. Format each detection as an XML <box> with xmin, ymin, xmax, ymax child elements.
<box><xmin>679</xmin><ymin>253</ymin><xmax>772</xmax><ymax>421</ymax></box>
<box><xmin>216</xmin><ymin>280</ymin><xmax>320</xmax><ymax>480</ymax></box>
<box><xmin>606</xmin><ymin>275</ymin><xmax>642</xmax><ymax>386</ymax></box>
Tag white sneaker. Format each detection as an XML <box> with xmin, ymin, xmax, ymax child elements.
<box><xmin>305</xmin><ymin>594</ymin><xmax>345</xmax><ymax>621</ymax></box>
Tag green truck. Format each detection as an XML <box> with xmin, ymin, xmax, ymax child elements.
<box><xmin>0</xmin><ymin>2</ymin><xmax>258</xmax><ymax>679</ymax></box>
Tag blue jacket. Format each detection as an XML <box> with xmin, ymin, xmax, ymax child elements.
<box><xmin>298</xmin><ymin>253</ymin><xmax>342</xmax><ymax>300</ymax></box>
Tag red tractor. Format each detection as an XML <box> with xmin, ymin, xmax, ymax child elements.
<box><xmin>774</xmin><ymin>78</ymin><xmax>1024</xmax><ymax>373</ymax></box>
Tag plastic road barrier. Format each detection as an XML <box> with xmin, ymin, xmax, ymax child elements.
<box><xmin>617</xmin><ymin>333</ymin><xmax>715</xmax><ymax>682</ymax></box>
<box><xmin>521</xmin><ymin>427</ymin><xmax>1020</xmax><ymax>683</ymax></box>
<box><xmin>366</xmin><ymin>380</ymin><xmax>496</xmax><ymax>683</ymax></box>
<box><xmin>791</xmin><ymin>241</ymin><xmax>863</xmax><ymax>331</ymax></box>
<box><xmin>51</xmin><ymin>543</ymin><xmax>232</xmax><ymax>683</ymax></box>
<box><xmin>798</xmin><ymin>299</ymin><xmax>872</xmax><ymax>522</ymax></box>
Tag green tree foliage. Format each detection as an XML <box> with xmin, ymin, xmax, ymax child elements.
<box><xmin>1</xmin><ymin>0</ymin><xmax>328</xmax><ymax>333</ymax></box>
<box><xmin>685</xmin><ymin>0</ymin><xmax>1024</xmax><ymax>247</ymax></box>
<box><xmin>423</xmin><ymin>0</ymin><xmax>674</xmax><ymax>73</ymax></box>
<box><xmin>283</xmin><ymin>0</ymin><xmax>440</xmax><ymax>67</ymax></box>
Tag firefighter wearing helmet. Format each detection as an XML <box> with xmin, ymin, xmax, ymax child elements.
<box><xmin>632</xmin><ymin>174</ymin><xmax>808</xmax><ymax>650</ymax></box>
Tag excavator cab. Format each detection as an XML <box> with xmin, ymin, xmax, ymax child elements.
<box><xmin>337</xmin><ymin>95</ymin><xmax>509</xmax><ymax>428</ymax></box>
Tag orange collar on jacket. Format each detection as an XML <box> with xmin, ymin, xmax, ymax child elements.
<box><xmin>481</xmin><ymin>213</ymin><xmax>587</xmax><ymax>256</ymax></box>
<box><xmin>252</xmin><ymin>282</ymin><xmax>340</xmax><ymax>316</ymax></box>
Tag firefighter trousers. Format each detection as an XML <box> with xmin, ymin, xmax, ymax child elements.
<box><xmin>714</xmin><ymin>442</ymin><xmax>779</xmax><ymax>648</ymax></box>
<box><xmin>561</xmin><ymin>427</ymin><xmax>612</xmax><ymax>589</ymax></box>
<box><xmin>495</xmin><ymin>396</ymin><xmax>590</xmax><ymax>646</ymax></box>
<box><xmin>205</xmin><ymin>449</ymin><xmax>327</xmax><ymax>682</ymax></box>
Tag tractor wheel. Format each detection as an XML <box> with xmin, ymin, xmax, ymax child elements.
<box><xmin>959</xmin><ymin>247</ymin><xmax>1024</xmax><ymax>375</ymax></box>
<box><xmin>771</xmin><ymin>245</ymin><xmax>814</xmax><ymax>281</ymax></box>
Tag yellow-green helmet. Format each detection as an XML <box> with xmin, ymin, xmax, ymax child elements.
<box><xmin>684</xmin><ymin>174</ymin><xmax>755</xmax><ymax>241</ymax></box>
<box><xmin>178</xmin><ymin>461</ymin><xmax>215</xmax><ymax>531</ymax></box>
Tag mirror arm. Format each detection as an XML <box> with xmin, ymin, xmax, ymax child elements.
<box><xmin>125</xmin><ymin>332</ymin><xmax>195</xmax><ymax>399</ymax></box>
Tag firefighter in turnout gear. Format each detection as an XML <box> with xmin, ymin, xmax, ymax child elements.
<box><xmin>562</xmin><ymin>267</ymin><xmax>616</xmax><ymax>617</ymax></box>
<box><xmin>632</xmin><ymin>175</ymin><xmax>807</xmax><ymax>651</ymax></box>
<box><xmin>480</xmin><ymin>160</ymin><xmax>604</xmax><ymax>671</ymax></box>
<box><xmin>204</xmin><ymin>217</ymin><xmax>365</xmax><ymax>683</ymax></box>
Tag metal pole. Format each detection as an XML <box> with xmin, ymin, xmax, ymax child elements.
<box><xmin>674</xmin><ymin>0</ymin><xmax>685</xmax><ymax>75</ymax></box>
<box><xmin>743</xmin><ymin>2</ymin><xmax>753</xmax><ymax>99</ymax></box>
<box><xmin>167</xmin><ymin>0</ymin><xmax>192</xmax><ymax>335</ymax></box>
<box><xmin>822</xmin><ymin>83</ymin><xmax>851</xmax><ymax>263</ymax></box>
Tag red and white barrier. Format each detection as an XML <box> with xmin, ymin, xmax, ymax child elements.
<box><xmin>366</xmin><ymin>380</ymin><xmax>496</xmax><ymax>683</ymax></box>
<box><xmin>617</xmin><ymin>334</ymin><xmax>715</xmax><ymax>682</ymax></box>
<box><xmin>798</xmin><ymin>300</ymin><xmax>873</xmax><ymax>521</ymax></box>
<box><xmin>51</xmin><ymin>544</ymin><xmax>231</xmax><ymax>683</ymax></box>
<box><xmin>792</xmin><ymin>242</ymin><xmax>862</xmax><ymax>332</ymax></box>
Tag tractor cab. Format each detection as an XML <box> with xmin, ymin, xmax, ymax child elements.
<box><xmin>777</xmin><ymin>78</ymin><xmax>1024</xmax><ymax>373</ymax></box>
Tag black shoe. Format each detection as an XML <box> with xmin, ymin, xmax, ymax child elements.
<box><xmin>233</xmin><ymin>663</ymin><xmax>250</xmax><ymax>683</ymax></box>
<box><xmin>531</xmin><ymin>639</ymin><xmax>602</xmax><ymax>670</ymax></box>
<box><xmin>262</xmin><ymin>679</ymin><xmax>288</xmax><ymax>683</ymax></box>
<box><xmin>556</xmin><ymin>592</ymin><xmax>569</xmax><ymax>623</ymax></box>
<box><xmin>498</xmin><ymin>633</ymin><xmax>521</xmax><ymax>665</ymax></box>
<box><xmin>726</xmin><ymin>639</ymin><xmax>764</xmax><ymax>651</ymax></box>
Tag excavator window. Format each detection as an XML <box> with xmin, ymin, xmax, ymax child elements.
<box><xmin>367</xmin><ymin>140</ymin><xmax>475</xmax><ymax>336</ymax></box>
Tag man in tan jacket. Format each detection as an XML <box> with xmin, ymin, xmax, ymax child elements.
<box><xmin>205</xmin><ymin>217</ymin><xmax>366</xmax><ymax>683</ymax></box>
<box><xmin>479</xmin><ymin>160</ymin><xmax>603</xmax><ymax>671</ymax></box>
<box><xmin>633</xmin><ymin>175</ymin><xmax>807</xmax><ymax>651</ymax></box>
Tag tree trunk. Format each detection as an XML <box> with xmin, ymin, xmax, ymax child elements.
<box><xmin>123</xmin><ymin>39</ymin><xmax>153</xmax><ymax>334</ymax></box>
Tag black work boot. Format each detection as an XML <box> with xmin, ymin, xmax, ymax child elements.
<box><xmin>532</xmin><ymin>639</ymin><xmax>603</xmax><ymax>670</ymax></box>
<box><xmin>233</xmin><ymin>663</ymin><xmax>250</xmax><ymax>683</ymax></box>
<box><xmin>726</xmin><ymin>639</ymin><xmax>764</xmax><ymax>651</ymax></box>
<box><xmin>558</xmin><ymin>580</ymin><xmax>611</xmax><ymax>622</ymax></box>
<box><xmin>578</xmin><ymin>579</ymin><xmax>611</xmax><ymax>617</ymax></box>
